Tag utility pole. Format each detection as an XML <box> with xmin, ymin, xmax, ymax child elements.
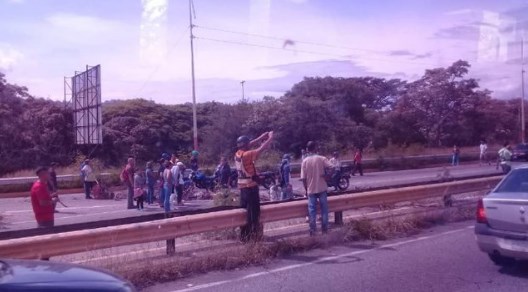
<box><xmin>189</xmin><ymin>0</ymin><xmax>198</xmax><ymax>150</ymax></box>
<box><xmin>241</xmin><ymin>80</ymin><xmax>245</xmax><ymax>101</ymax></box>
<box><xmin>522</xmin><ymin>38</ymin><xmax>526</xmax><ymax>144</ymax></box>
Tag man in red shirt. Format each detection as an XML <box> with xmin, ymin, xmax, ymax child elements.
<box><xmin>352</xmin><ymin>149</ymin><xmax>364</xmax><ymax>176</ymax></box>
<box><xmin>31</xmin><ymin>167</ymin><xmax>56</xmax><ymax>228</ymax></box>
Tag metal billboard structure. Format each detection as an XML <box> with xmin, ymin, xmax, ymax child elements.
<box><xmin>65</xmin><ymin>65</ymin><xmax>103</xmax><ymax>145</ymax></box>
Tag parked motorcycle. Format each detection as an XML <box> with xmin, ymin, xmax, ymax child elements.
<box><xmin>191</xmin><ymin>170</ymin><xmax>217</xmax><ymax>191</ymax></box>
<box><xmin>227</xmin><ymin>170</ymin><xmax>276</xmax><ymax>190</ymax></box>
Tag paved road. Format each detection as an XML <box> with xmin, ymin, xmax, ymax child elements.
<box><xmin>0</xmin><ymin>163</ymin><xmax>503</xmax><ymax>232</ymax></box>
<box><xmin>144</xmin><ymin>221</ymin><xmax>528</xmax><ymax>292</ymax></box>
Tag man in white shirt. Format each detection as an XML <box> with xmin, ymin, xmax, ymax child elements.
<box><xmin>81</xmin><ymin>159</ymin><xmax>96</xmax><ymax>199</ymax></box>
<box><xmin>479</xmin><ymin>140</ymin><xmax>490</xmax><ymax>166</ymax></box>
<box><xmin>498</xmin><ymin>143</ymin><xmax>513</xmax><ymax>174</ymax></box>
<box><xmin>171</xmin><ymin>162</ymin><xmax>186</xmax><ymax>205</ymax></box>
<box><xmin>301</xmin><ymin>141</ymin><xmax>334</xmax><ymax>236</ymax></box>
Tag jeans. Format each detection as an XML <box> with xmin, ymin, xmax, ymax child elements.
<box><xmin>353</xmin><ymin>163</ymin><xmax>363</xmax><ymax>176</ymax></box>
<box><xmin>175</xmin><ymin>184</ymin><xmax>183</xmax><ymax>204</ymax></box>
<box><xmin>84</xmin><ymin>181</ymin><xmax>95</xmax><ymax>198</ymax></box>
<box><xmin>163</xmin><ymin>183</ymin><xmax>173</xmax><ymax>213</ymax></box>
<box><xmin>308</xmin><ymin>192</ymin><xmax>329</xmax><ymax>233</ymax></box>
<box><xmin>331</xmin><ymin>170</ymin><xmax>341</xmax><ymax>189</ymax></box>
<box><xmin>147</xmin><ymin>185</ymin><xmax>155</xmax><ymax>204</ymax></box>
<box><xmin>240</xmin><ymin>186</ymin><xmax>261</xmax><ymax>241</ymax></box>
<box><xmin>452</xmin><ymin>154</ymin><xmax>460</xmax><ymax>166</ymax></box>
<box><xmin>127</xmin><ymin>184</ymin><xmax>134</xmax><ymax>209</ymax></box>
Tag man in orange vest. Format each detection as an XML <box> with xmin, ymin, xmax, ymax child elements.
<box><xmin>235</xmin><ymin>131</ymin><xmax>274</xmax><ymax>242</ymax></box>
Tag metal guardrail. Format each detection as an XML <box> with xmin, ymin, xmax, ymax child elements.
<box><xmin>0</xmin><ymin>176</ymin><xmax>501</xmax><ymax>259</ymax></box>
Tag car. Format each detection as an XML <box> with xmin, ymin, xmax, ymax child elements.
<box><xmin>475</xmin><ymin>166</ymin><xmax>528</xmax><ymax>266</ymax></box>
<box><xmin>512</xmin><ymin>143</ymin><xmax>528</xmax><ymax>161</ymax></box>
<box><xmin>0</xmin><ymin>259</ymin><xmax>136</xmax><ymax>291</ymax></box>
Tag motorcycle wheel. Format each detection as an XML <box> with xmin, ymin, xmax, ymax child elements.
<box><xmin>338</xmin><ymin>177</ymin><xmax>350</xmax><ymax>190</ymax></box>
<box><xmin>262</xmin><ymin>177</ymin><xmax>275</xmax><ymax>190</ymax></box>
<box><xmin>229</xmin><ymin>178</ymin><xmax>237</xmax><ymax>189</ymax></box>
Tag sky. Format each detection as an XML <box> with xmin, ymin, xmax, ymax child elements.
<box><xmin>0</xmin><ymin>0</ymin><xmax>527</xmax><ymax>104</ymax></box>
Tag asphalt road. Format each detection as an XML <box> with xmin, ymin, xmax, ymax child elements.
<box><xmin>0</xmin><ymin>163</ymin><xmax>503</xmax><ymax>232</ymax></box>
<box><xmin>144</xmin><ymin>221</ymin><xmax>528</xmax><ymax>292</ymax></box>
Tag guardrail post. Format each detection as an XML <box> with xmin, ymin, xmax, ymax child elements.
<box><xmin>165</xmin><ymin>213</ymin><xmax>176</xmax><ymax>255</ymax></box>
<box><xmin>443</xmin><ymin>195</ymin><xmax>453</xmax><ymax>207</ymax></box>
<box><xmin>334</xmin><ymin>211</ymin><xmax>344</xmax><ymax>226</ymax></box>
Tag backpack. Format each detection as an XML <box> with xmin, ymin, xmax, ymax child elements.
<box><xmin>120</xmin><ymin>167</ymin><xmax>128</xmax><ymax>183</ymax></box>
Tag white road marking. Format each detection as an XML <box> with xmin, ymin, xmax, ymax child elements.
<box><xmin>168</xmin><ymin>225</ymin><xmax>473</xmax><ymax>292</ymax></box>
<box><xmin>3</xmin><ymin>205</ymin><xmax>120</xmax><ymax>214</ymax></box>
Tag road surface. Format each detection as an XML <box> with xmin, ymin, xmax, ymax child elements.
<box><xmin>144</xmin><ymin>221</ymin><xmax>528</xmax><ymax>292</ymax></box>
<box><xmin>0</xmin><ymin>163</ymin><xmax>503</xmax><ymax>232</ymax></box>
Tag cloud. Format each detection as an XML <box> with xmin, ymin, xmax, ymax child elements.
<box><xmin>433</xmin><ymin>25</ymin><xmax>480</xmax><ymax>40</ymax></box>
<box><xmin>0</xmin><ymin>45</ymin><xmax>23</xmax><ymax>72</ymax></box>
<box><xmin>387</xmin><ymin>50</ymin><xmax>432</xmax><ymax>60</ymax></box>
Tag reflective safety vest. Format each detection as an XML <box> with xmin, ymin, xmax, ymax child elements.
<box><xmin>235</xmin><ymin>150</ymin><xmax>257</xmax><ymax>187</ymax></box>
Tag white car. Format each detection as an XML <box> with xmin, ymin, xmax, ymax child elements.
<box><xmin>475</xmin><ymin>166</ymin><xmax>528</xmax><ymax>266</ymax></box>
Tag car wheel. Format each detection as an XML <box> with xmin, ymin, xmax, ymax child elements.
<box><xmin>488</xmin><ymin>253</ymin><xmax>515</xmax><ymax>266</ymax></box>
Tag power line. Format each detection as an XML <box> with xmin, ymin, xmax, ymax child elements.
<box><xmin>194</xmin><ymin>24</ymin><xmax>386</xmax><ymax>55</ymax></box>
<box><xmin>196</xmin><ymin>36</ymin><xmax>348</xmax><ymax>58</ymax></box>
<box><xmin>195</xmin><ymin>36</ymin><xmax>436</xmax><ymax>67</ymax></box>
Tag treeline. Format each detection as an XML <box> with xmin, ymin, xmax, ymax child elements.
<box><xmin>0</xmin><ymin>60</ymin><xmax>523</xmax><ymax>175</ymax></box>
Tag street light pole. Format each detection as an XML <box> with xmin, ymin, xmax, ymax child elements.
<box><xmin>189</xmin><ymin>0</ymin><xmax>198</xmax><ymax>150</ymax></box>
<box><xmin>241</xmin><ymin>80</ymin><xmax>245</xmax><ymax>101</ymax></box>
<box><xmin>522</xmin><ymin>39</ymin><xmax>526</xmax><ymax>144</ymax></box>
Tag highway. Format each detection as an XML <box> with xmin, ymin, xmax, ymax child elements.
<box><xmin>0</xmin><ymin>163</ymin><xmax>503</xmax><ymax>232</ymax></box>
<box><xmin>144</xmin><ymin>221</ymin><xmax>528</xmax><ymax>292</ymax></box>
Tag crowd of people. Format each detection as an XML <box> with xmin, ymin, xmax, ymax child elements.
<box><xmin>38</xmin><ymin>135</ymin><xmax>522</xmax><ymax>242</ymax></box>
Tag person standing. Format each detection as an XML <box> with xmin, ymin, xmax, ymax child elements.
<box><xmin>81</xmin><ymin>159</ymin><xmax>96</xmax><ymax>199</ymax></box>
<box><xmin>352</xmin><ymin>149</ymin><xmax>364</xmax><ymax>176</ymax></box>
<box><xmin>145</xmin><ymin>161</ymin><xmax>156</xmax><ymax>205</ymax></box>
<box><xmin>301</xmin><ymin>141</ymin><xmax>333</xmax><ymax>236</ymax></box>
<box><xmin>452</xmin><ymin>145</ymin><xmax>461</xmax><ymax>166</ymax></box>
<box><xmin>190</xmin><ymin>150</ymin><xmax>199</xmax><ymax>171</ymax></box>
<box><xmin>157</xmin><ymin>158</ymin><xmax>166</xmax><ymax>207</ymax></box>
<box><xmin>279</xmin><ymin>154</ymin><xmax>292</xmax><ymax>200</ymax></box>
<box><xmin>48</xmin><ymin>162</ymin><xmax>59</xmax><ymax>213</ymax></box>
<box><xmin>498</xmin><ymin>143</ymin><xmax>513</xmax><ymax>174</ymax></box>
<box><xmin>31</xmin><ymin>167</ymin><xmax>56</xmax><ymax>228</ymax></box>
<box><xmin>162</xmin><ymin>161</ymin><xmax>174</xmax><ymax>212</ymax></box>
<box><xmin>172</xmin><ymin>162</ymin><xmax>185</xmax><ymax>206</ymax></box>
<box><xmin>134</xmin><ymin>170</ymin><xmax>146</xmax><ymax>210</ymax></box>
<box><xmin>216</xmin><ymin>157</ymin><xmax>231</xmax><ymax>188</ymax></box>
<box><xmin>479</xmin><ymin>140</ymin><xmax>490</xmax><ymax>166</ymax></box>
<box><xmin>235</xmin><ymin>132</ymin><xmax>274</xmax><ymax>242</ymax></box>
<box><xmin>124</xmin><ymin>157</ymin><xmax>136</xmax><ymax>209</ymax></box>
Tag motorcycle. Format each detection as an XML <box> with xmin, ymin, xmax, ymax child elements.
<box><xmin>227</xmin><ymin>170</ymin><xmax>276</xmax><ymax>190</ymax></box>
<box><xmin>325</xmin><ymin>168</ymin><xmax>351</xmax><ymax>191</ymax></box>
<box><xmin>190</xmin><ymin>170</ymin><xmax>217</xmax><ymax>191</ymax></box>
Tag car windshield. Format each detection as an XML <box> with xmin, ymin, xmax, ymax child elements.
<box><xmin>495</xmin><ymin>168</ymin><xmax>528</xmax><ymax>193</ymax></box>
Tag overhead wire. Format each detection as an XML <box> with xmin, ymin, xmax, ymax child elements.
<box><xmin>195</xmin><ymin>35</ymin><xmax>436</xmax><ymax>67</ymax></box>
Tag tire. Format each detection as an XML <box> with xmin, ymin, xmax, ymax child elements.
<box><xmin>229</xmin><ymin>178</ymin><xmax>237</xmax><ymax>189</ymax></box>
<box><xmin>262</xmin><ymin>177</ymin><xmax>275</xmax><ymax>190</ymax></box>
<box><xmin>338</xmin><ymin>177</ymin><xmax>349</xmax><ymax>191</ymax></box>
<box><xmin>488</xmin><ymin>253</ymin><xmax>515</xmax><ymax>266</ymax></box>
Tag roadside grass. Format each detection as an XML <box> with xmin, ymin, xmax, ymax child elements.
<box><xmin>112</xmin><ymin>203</ymin><xmax>477</xmax><ymax>290</ymax></box>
